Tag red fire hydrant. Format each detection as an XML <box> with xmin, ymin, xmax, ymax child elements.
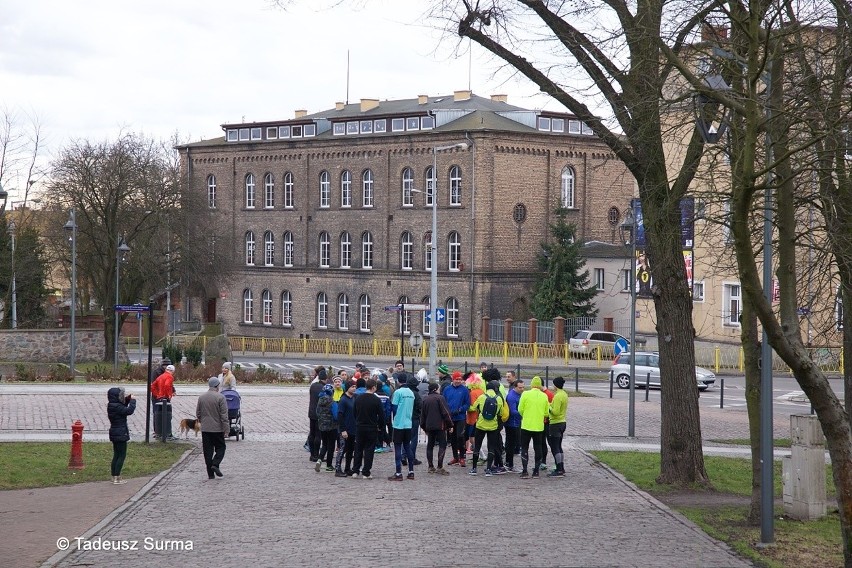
<box><xmin>68</xmin><ymin>420</ymin><xmax>85</xmax><ymax>470</ymax></box>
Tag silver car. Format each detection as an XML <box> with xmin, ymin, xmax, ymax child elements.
<box><xmin>569</xmin><ymin>330</ymin><xmax>629</xmax><ymax>358</ymax></box>
<box><xmin>611</xmin><ymin>351</ymin><xmax>716</xmax><ymax>390</ymax></box>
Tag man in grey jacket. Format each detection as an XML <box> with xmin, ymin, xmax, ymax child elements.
<box><xmin>196</xmin><ymin>377</ymin><xmax>230</xmax><ymax>479</ymax></box>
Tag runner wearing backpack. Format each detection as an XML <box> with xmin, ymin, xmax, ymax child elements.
<box><xmin>468</xmin><ymin>380</ymin><xmax>504</xmax><ymax>477</ymax></box>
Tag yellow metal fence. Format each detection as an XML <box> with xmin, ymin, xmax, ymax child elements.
<box><xmin>164</xmin><ymin>335</ymin><xmax>844</xmax><ymax>374</ymax></box>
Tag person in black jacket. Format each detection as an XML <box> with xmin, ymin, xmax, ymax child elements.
<box><xmin>351</xmin><ymin>378</ymin><xmax>385</xmax><ymax>479</ymax></box>
<box><xmin>420</xmin><ymin>382</ymin><xmax>454</xmax><ymax>474</ymax></box>
<box><xmin>334</xmin><ymin>380</ymin><xmax>358</xmax><ymax>477</ymax></box>
<box><xmin>107</xmin><ymin>387</ymin><xmax>137</xmax><ymax>485</ymax></box>
<box><xmin>307</xmin><ymin>366</ymin><xmax>327</xmax><ymax>461</ymax></box>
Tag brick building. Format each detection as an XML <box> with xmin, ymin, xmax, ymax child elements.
<box><xmin>177</xmin><ymin>91</ymin><xmax>634</xmax><ymax>341</ymax></box>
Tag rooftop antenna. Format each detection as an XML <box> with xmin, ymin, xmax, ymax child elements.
<box><xmin>346</xmin><ymin>49</ymin><xmax>350</xmax><ymax>105</ymax></box>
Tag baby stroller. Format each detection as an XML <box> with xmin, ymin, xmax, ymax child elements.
<box><xmin>222</xmin><ymin>388</ymin><xmax>245</xmax><ymax>440</ymax></box>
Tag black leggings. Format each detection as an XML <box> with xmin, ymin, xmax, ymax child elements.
<box><xmin>319</xmin><ymin>430</ymin><xmax>337</xmax><ymax>467</ymax></box>
<box><xmin>425</xmin><ymin>429</ymin><xmax>448</xmax><ymax>468</ymax></box>
<box><xmin>111</xmin><ymin>441</ymin><xmax>127</xmax><ymax>476</ymax></box>
<box><xmin>520</xmin><ymin>429</ymin><xmax>544</xmax><ymax>473</ymax></box>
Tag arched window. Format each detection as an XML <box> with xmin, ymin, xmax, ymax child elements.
<box><xmin>319</xmin><ymin>170</ymin><xmax>330</xmax><ymax>208</ymax></box>
<box><xmin>362</xmin><ymin>231</ymin><xmax>373</xmax><ymax>269</ymax></box>
<box><xmin>449</xmin><ymin>165</ymin><xmax>462</xmax><ymax>205</ymax></box>
<box><xmin>398</xmin><ymin>295</ymin><xmax>411</xmax><ymax>334</ymax></box>
<box><xmin>262</xmin><ymin>289</ymin><xmax>273</xmax><ymax>325</ymax></box>
<box><xmin>264</xmin><ymin>231</ymin><xmax>275</xmax><ymax>266</ymax></box>
<box><xmin>425</xmin><ymin>166</ymin><xmax>435</xmax><ymax>206</ymax></box>
<box><xmin>283</xmin><ymin>231</ymin><xmax>294</xmax><ymax>267</ymax></box>
<box><xmin>359</xmin><ymin>294</ymin><xmax>371</xmax><ymax>331</ymax></box>
<box><xmin>207</xmin><ymin>175</ymin><xmax>216</xmax><ymax>208</ymax></box>
<box><xmin>446</xmin><ymin>297</ymin><xmax>460</xmax><ymax>337</ymax></box>
<box><xmin>340</xmin><ymin>232</ymin><xmax>352</xmax><ymax>269</ymax></box>
<box><xmin>338</xmin><ymin>293</ymin><xmax>349</xmax><ymax>330</ymax></box>
<box><xmin>283</xmin><ymin>172</ymin><xmax>294</xmax><ymax>209</ymax></box>
<box><xmin>401</xmin><ymin>231</ymin><xmax>413</xmax><ymax>270</ymax></box>
<box><xmin>341</xmin><ymin>170</ymin><xmax>352</xmax><ymax>207</ymax></box>
<box><xmin>401</xmin><ymin>167</ymin><xmax>414</xmax><ymax>206</ymax></box>
<box><xmin>362</xmin><ymin>169</ymin><xmax>374</xmax><ymax>207</ymax></box>
<box><xmin>561</xmin><ymin>166</ymin><xmax>575</xmax><ymax>209</ymax></box>
<box><xmin>421</xmin><ymin>295</ymin><xmax>432</xmax><ymax>336</ymax></box>
<box><xmin>424</xmin><ymin>231</ymin><xmax>433</xmax><ymax>271</ymax></box>
<box><xmin>243</xmin><ymin>289</ymin><xmax>253</xmax><ymax>323</ymax></box>
<box><xmin>245</xmin><ymin>174</ymin><xmax>256</xmax><ymax>208</ymax></box>
<box><xmin>281</xmin><ymin>291</ymin><xmax>293</xmax><ymax>326</ymax></box>
<box><xmin>318</xmin><ymin>232</ymin><xmax>330</xmax><ymax>268</ymax></box>
<box><xmin>245</xmin><ymin>231</ymin><xmax>256</xmax><ymax>265</ymax></box>
<box><xmin>264</xmin><ymin>173</ymin><xmax>275</xmax><ymax>208</ymax></box>
<box><xmin>448</xmin><ymin>231</ymin><xmax>461</xmax><ymax>271</ymax></box>
<box><xmin>317</xmin><ymin>293</ymin><xmax>328</xmax><ymax>328</ymax></box>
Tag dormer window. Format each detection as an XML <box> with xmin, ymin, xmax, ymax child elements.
<box><xmin>266</xmin><ymin>127</ymin><xmax>278</xmax><ymax>139</ymax></box>
<box><xmin>406</xmin><ymin>117</ymin><xmax>420</xmax><ymax>130</ymax></box>
<box><xmin>292</xmin><ymin>125</ymin><xmax>303</xmax><ymax>138</ymax></box>
<box><xmin>360</xmin><ymin>120</ymin><xmax>373</xmax><ymax>134</ymax></box>
<box><xmin>333</xmin><ymin>123</ymin><xmax>345</xmax><ymax>135</ymax></box>
<box><xmin>279</xmin><ymin>125</ymin><xmax>291</xmax><ymax>138</ymax></box>
<box><xmin>374</xmin><ymin>119</ymin><xmax>387</xmax><ymax>133</ymax></box>
<box><xmin>347</xmin><ymin>121</ymin><xmax>359</xmax><ymax>134</ymax></box>
<box><xmin>304</xmin><ymin>124</ymin><xmax>316</xmax><ymax>137</ymax></box>
<box><xmin>250</xmin><ymin>128</ymin><xmax>262</xmax><ymax>140</ymax></box>
<box><xmin>421</xmin><ymin>116</ymin><xmax>435</xmax><ymax>130</ymax></box>
<box><xmin>392</xmin><ymin>118</ymin><xmax>405</xmax><ymax>132</ymax></box>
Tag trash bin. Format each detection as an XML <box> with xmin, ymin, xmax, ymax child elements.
<box><xmin>154</xmin><ymin>400</ymin><xmax>173</xmax><ymax>441</ymax></box>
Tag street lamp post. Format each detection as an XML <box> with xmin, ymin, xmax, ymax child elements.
<box><xmin>428</xmin><ymin>142</ymin><xmax>469</xmax><ymax>380</ymax></box>
<box><xmin>114</xmin><ymin>236</ymin><xmax>131</xmax><ymax>374</ymax></box>
<box><xmin>8</xmin><ymin>220</ymin><xmax>16</xmax><ymax>329</ymax></box>
<box><xmin>64</xmin><ymin>210</ymin><xmax>77</xmax><ymax>377</ymax></box>
<box><xmin>620</xmin><ymin>205</ymin><xmax>637</xmax><ymax>437</ymax></box>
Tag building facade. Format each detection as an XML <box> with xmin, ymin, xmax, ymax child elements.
<box><xmin>178</xmin><ymin>91</ymin><xmax>634</xmax><ymax>341</ymax></box>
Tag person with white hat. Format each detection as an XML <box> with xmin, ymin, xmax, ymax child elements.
<box><xmin>196</xmin><ymin>377</ymin><xmax>229</xmax><ymax>480</ymax></box>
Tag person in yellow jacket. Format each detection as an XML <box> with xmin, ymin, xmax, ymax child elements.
<box><xmin>517</xmin><ymin>375</ymin><xmax>549</xmax><ymax>479</ymax></box>
<box><xmin>468</xmin><ymin>380</ymin><xmax>504</xmax><ymax>477</ymax></box>
<box><xmin>546</xmin><ymin>376</ymin><xmax>568</xmax><ymax>478</ymax></box>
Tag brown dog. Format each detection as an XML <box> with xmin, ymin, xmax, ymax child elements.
<box><xmin>179</xmin><ymin>418</ymin><xmax>201</xmax><ymax>438</ymax></box>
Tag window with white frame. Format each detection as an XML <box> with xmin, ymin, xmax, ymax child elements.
<box><xmin>693</xmin><ymin>281</ymin><xmax>705</xmax><ymax>302</ymax></box>
<box><xmin>281</xmin><ymin>291</ymin><xmax>293</xmax><ymax>326</ymax></box>
<box><xmin>426</xmin><ymin>166</ymin><xmax>435</xmax><ymax>206</ymax></box>
<box><xmin>338</xmin><ymin>293</ymin><xmax>349</xmax><ymax>330</ymax></box>
<box><xmin>424</xmin><ymin>231</ymin><xmax>433</xmax><ymax>271</ymax></box>
<box><xmin>264</xmin><ymin>231</ymin><xmax>275</xmax><ymax>266</ymax></box>
<box><xmin>446</xmin><ymin>297</ymin><xmax>459</xmax><ymax>337</ymax></box>
<box><xmin>207</xmin><ymin>175</ymin><xmax>216</xmax><ymax>208</ymax></box>
<box><xmin>621</xmin><ymin>269</ymin><xmax>632</xmax><ymax>292</ymax></box>
<box><xmin>264</xmin><ymin>173</ymin><xmax>275</xmax><ymax>208</ymax></box>
<box><xmin>449</xmin><ymin>165</ymin><xmax>462</xmax><ymax>206</ymax></box>
<box><xmin>594</xmin><ymin>268</ymin><xmax>605</xmax><ymax>291</ymax></box>
<box><xmin>319</xmin><ymin>171</ymin><xmax>330</xmax><ymax>208</ymax></box>
<box><xmin>398</xmin><ymin>295</ymin><xmax>411</xmax><ymax>334</ymax></box>
<box><xmin>243</xmin><ymin>289</ymin><xmax>253</xmax><ymax>323</ymax></box>
<box><xmin>319</xmin><ymin>232</ymin><xmax>330</xmax><ymax>268</ymax></box>
<box><xmin>245</xmin><ymin>231</ymin><xmax>256</xmax><ymax>266</ymax></box>
<box><xmin>262</xmin><ymin>289</ymin><xmax>273</xmax><ymax>325</ymax></box>
<box><xmin>340</xmin><ymin>232</ymin><xmax>351</xmax><ymax>268</ymax></box>
<box><xmin>723</xmin><ymin>283</ymin><xmax>742</xmax><ymax>325</ymax></box>
<box><xmin>448</xmin><ymin>231</ymin><xmax>461</xmax><ymax>271</ymax></box>
<box><xmin>283</xmin><ymin>231</ymin><xmax>294</xmax><ymax>267</ymax></box>
<box><xmin>362</xmin><ymin>231</ymin><xmax>373</xmax><ymax>269</ymax></box>
<box><xmin>401</xmin><ymin>231</ymin><xmax>413</xmax><ymax>269</ymax></box>
<box><xmin>421</xmin><ymin>295</ymin><xmax>432</xmax><ymax>336</ymax></box>
<box><xmin>561</xmin><ymin>166</ymin><xmax>575</xmax><ymax>208</ymax></box>
<box><xmin>283</xmin><ymin>172</ymin><xmax>294</xmax><ymax>208</ymax></box>
<box><xmin>359</xmin><ymin>294</ymin><xmax>371</xmax><ymax>331</ymax></box>
<box><xmin>362</xmin><ymin>169</ymin><xmax>374</xmax><ymax>207</ymax></box>
<box><xmin>245</xmin><ymin>173</ymin><xmax>256</xmax><ymax>208</ymax></box>
<box><xmin>317</xmin><ymin>292</ymin><xmax>328</xmax><ymax>328</ymax></box>
<box><xmin>402</xmin><ymin>167</ymin><xmax>414</xmax><ymax>206</ymax></box>
<box><xmin>341</xmin><ymin>170</ymin><xmax>352</xmax><ymax>208</ymax></box>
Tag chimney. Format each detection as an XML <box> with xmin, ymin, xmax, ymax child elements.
<box><xmin>360</xmin><ymin>98</ymin><xmax>380</xmax><ymax>112</ymax></box>
<box><xmin>701</xmin><ymin>24</ymin><xmax>729</xmax><ymax>42</ymax></box>
<box><xmin>294</xmin><ymin>109</ymin><xmax>307</xmax><ymax>119</ymax></box>
<box><xmin>490</xmin><ymin>94</ymin><xmax>508</xmax><ymax>103</ymax></box>
<box><xmin>418</xmin><ymin>95</ymin><xmax>429</xmax><ymax>105</ymax></box>
<box><xmin>335</xmin><ymin>102</ymin><xmax>345</xmax><ymax>111</ymax></box>
<box><xmin>454</xmin><ymin>90</ymin><xmax>472</xmax><ymax>102</ymax></box>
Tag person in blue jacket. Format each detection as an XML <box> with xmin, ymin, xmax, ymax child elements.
<box><xmin>107</xmin><ymin>387</ymin><xmax>136</xmax><ymax>485</ymax></box>
<box><xmin>334</xmin><ymin>380</ymin><xmax>358</xmax><ymax>477</ymax></box>
<box><xmin>504</xmin><ymin>378</ymin><xmax>525</xmax><ymax>472</ymax></box>
<box><xmin>441</xmin><ymin>371</ymin><xmax>470</xmax><ymax>467</ymax></box>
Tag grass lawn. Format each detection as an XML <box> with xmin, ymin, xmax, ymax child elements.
<box><xmin>0</xmin><ymin>441</ymin><xmax>190</xmax><ymax>490</ymax></box>
<box><xmin>592</xmin><ymin>451</ymin><xmax>842</xmax><ymax>568</ymax></box>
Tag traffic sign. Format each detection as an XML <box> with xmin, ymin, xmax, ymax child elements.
<box><xmin>424</xmin><ymin>308</ymin><xmax>446</xmax><ymax>322</ymax></box>
<box><xmin>384</xmin><ymin>305</ymin><xmax>402</xmax><ymax>312</ymax></box>
<box><xmin>402</xmin><ymin>303</ymin><xmax>430</xmax><ymax>311</ymax></box>
<box><xmin>409</xmin><ymin>332</ymin><xmax>423</xmax><ymax>349</ymax></box>
<box><xmin>115</xmin><ymin>304</ymin><xmax>151</xmax><ymax>313</ymax></box>
<box><xmin>614</xmin><ymin>337</ymin><xmax>629</xmax><ymax>356</ymax></box>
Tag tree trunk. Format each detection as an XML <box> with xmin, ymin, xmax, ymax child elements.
<box><xmin>740</xmin><ymin>301</ymin><xmax>762</xmax><ymax>524</ymax></box>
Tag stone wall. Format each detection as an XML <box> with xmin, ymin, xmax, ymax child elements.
<box><xmin>0</xmin><ymin>329</ymin><xmax>117</xmax><ymax>363</ymax></box>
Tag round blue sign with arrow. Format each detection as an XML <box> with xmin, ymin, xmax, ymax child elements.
<box><xmin>614</xmin><ymin>338</ymin><xmax>629</xmax><ymax>356</ymax></box>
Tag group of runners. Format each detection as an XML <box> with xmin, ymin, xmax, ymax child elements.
<box><xmin>305</xmin><ymin>361</ymin><xmax>568</xmax><ymax>480</ymax></box>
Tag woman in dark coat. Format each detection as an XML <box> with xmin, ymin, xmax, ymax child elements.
<box><xmin>107</xmin><ymin>387</ymin><xmax>136</xmax><ymax>485</ymax></box>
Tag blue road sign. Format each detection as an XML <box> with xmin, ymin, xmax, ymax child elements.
<box><xmin>614</xmin><ymin>337</ymin><xmax>629</xmax><ymax>356</ymax></box>
<box><xmin>425</xmin><ymin>309</ymin><xmax>446</xmax><ymax>322</ymax></box>
<box><xmin>115</xmin><ymin>304</ymin><xmax>151</xmax><ymax>313</ymax></box>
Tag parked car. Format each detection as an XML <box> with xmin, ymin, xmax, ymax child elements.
<box><xmin>611</xmin><ymin>351</ymin><xmax>716</xmax><ymax>390</ymax></box>
<box><xmin>568</xmin><ymin>330</ymin><xmax>629</xmax><ymax>358</ymax></box>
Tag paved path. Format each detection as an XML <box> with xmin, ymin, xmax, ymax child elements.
<box><xmin>0</xmin><ymin>385</ymin><xmax>777</xmax><ymax>567</ymax></box>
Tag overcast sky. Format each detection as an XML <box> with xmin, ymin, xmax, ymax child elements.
<box><xmin>0</xmin><ymin>0</ymin><xmax>557</xmax><ymax>198</ymax></box>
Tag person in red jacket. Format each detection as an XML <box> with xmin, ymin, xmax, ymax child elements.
<box><xmin>151</xmin><ymin>364</ymin><xmax>176</xmax><ymax>440</ymax></box>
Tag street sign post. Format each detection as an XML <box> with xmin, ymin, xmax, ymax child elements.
<box><xmin>401</xmin><ymin>303</ymin><xmax>430</xmax><ymax>311</ymax></box>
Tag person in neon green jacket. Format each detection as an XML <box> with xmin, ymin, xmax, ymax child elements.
<box><xmin>517</xmin><ymin>376</ymin><xmax>549</xmax><ymax>479</ymax></box>
<box><xmin>546</xmin><ymin>376</ymin><xmax>568</xmax><ymax>477</ymax></box>
<box><xmin>469</xmin><ymin>380</ymin><xmax>504</xmax><ymax>477</ymax></box>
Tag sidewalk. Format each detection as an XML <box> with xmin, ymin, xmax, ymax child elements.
<box><xmin>0</xmin><ymin>389</ymin><xmax>770</xmax><ymax>567</ymax></box>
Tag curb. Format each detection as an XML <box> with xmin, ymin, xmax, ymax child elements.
<box><xmin>40</xmin><ymin>447</ymin><xmax>196</xmax><ymax>568</ymax></box>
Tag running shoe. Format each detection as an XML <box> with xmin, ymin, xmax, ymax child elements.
<box><xmin>484</xmin><ymin>469</ymin><xmax>493</xmax><ymax>477</ymax></box>
<box><xmin>519</xmin><ymin>472</ymin><xmax>530</xmax><ymax>479</ymax></box>
<box><xmin>468</xmin><ymin>468</ymin><xmax>477</xmax><ymax>476</ymax></box>
<box><xmin>315</xmin><ymin>459</ymin><xmax>322</xmax><ymax>473</ymax></box>
<box><xmin>388</xmin><ymin>474</ymin><xmax>403</xmax><ymax>481</ymax></box>
<box><xmin>436</xmin><ymin>467</ymin><xmax>450</xmax><ymax>476</ymax></box>
<box><xmin>406</xmin><ymin>472</ymin><xmax>415</xmax><ymax>480</ymax></box>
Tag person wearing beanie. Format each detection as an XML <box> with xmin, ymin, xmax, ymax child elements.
<box><xmin>517</xmin><ymin>375</ymin><xmax>549</xmax><ymax>478</ymax></box>
<box><xmin>315</xmin><ymin>384</ymin><xmax>339</xmax><ymax>472</ymax></box>
<box><xmin>196</xmin><ymin>377</ymin><xmax>229</xmax><ymax>480</ymax></box>
<box><xmin>151</xmin><ymin>363</ymin><xmax>177</xmax><ymax>440</ymax></box>
<box><xmin>219</xmin><ymin>362</ymin><xmax>237</xmax><ymax>391</ymax></box>
<box><xmin>546</xmin><ymin>376</ymin><xmax>569</xmax><ymax>477</ymax></box>
<box><xmin>468</xmin><ymin>379</ymin><xmax>505</xmax><ymax>476</ymax></box>
<box><xmin>443</xmin><ymin>371</ymin><xmax>469</xmax><ymax>467</ymax></box>
<box><xmin>307</xmin><ymin>366</ymin><xmax>328</xmax><ymax>461</ymax></box>
<box><xmin>464</xmin><ymin>371</ymin><xmax>485</xmax><ymax>463</ymax></box>
<box><xmin>420</xmin><ymin>381</ymin><xmax>454</xmax><ymax>474</ymax></box>
<box><xmin>482</xmin><ymin>368</ymin><xmax>507</xmax><ymax>472</ymax></box>
<box><xmin>334</xmin><ymin>379</ymin><xmax>358</xmax><ymax>477</ymax></box>
<box><xmin>107</xmin><ymin>386</ymin><xmax>136</xmax><ymax>484</ymax></box>
<box><xmin>436</xmin><ymin>364</ymin><xmax>451</xmax><ymax>390</ymax></box>
<box><xmin>504</xmin><ymin>378</ymin><xmax>525</xmax><ymax>473</ymax></box>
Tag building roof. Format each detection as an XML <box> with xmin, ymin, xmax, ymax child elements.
<box><xmin>582</xmin><ymin>240</ymin><xmax>631</xmax><ymax>259</ymax></box>
<box><xmin>302</xmin><ymin>93</ymin><xmax>528</xmax><ymax>121</ymax></box>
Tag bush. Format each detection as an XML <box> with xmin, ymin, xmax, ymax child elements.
<box><xmin>184</xmin><ymin>344</ymin><xmax>203</xmax><ymax>367</ymax></box>
<box><xmin>47</xmin><ymin>365</ymin><xmax>74</xmax><ymax>382</ymax></box>
<box><xmin>14</xmin><ymin>364</ymin><xmax>38</xmax><ymax>382</ymax></box>
<box><xmin>292</xmin><ymin>370</ymin><xmax>305</xmax><ymax>382</ymax></box>
<box><xmin>84</xmin><ymin>364</ymin><xmax>114</xmax><ymax>382</ymax></box>
<box><xmin>161</xmin><ymin>342</ymin><xmax>183</xmax><ymax>365</ymax></box>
